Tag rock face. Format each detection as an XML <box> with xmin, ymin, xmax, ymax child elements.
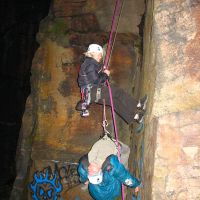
<box><xmin>142</xmin><ymin>0</ymin><xmax>200</xmax><ymax>199</ymax></box>
<box><xmin>15</xmin><ymin>0</ymin><xmax>145</xmax><ymax>199</ymax></box>
<box><xmin>12</xmin><ymin>0</ymin><xmax>200</xmax><ymax>199</ymax></box>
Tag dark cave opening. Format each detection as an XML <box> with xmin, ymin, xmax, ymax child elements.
<box><xmin>0</xmin><ymin>0</ymin><xmax>51</xmax><ymax>198</ymax></box>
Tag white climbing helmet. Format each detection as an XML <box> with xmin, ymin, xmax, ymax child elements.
<box><xmin>88</xmin><ymin>170</ymin><xmax>103</xmax><ymax>185</ymax></box>
<box><xmin>87</xmin><ymin>44</ymin><xmax>103</xmax><ymax>55</ymax></box>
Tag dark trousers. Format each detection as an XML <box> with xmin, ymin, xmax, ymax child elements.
<box><xmin>90</xmin><ymin>84</ymin><xmax>138</xmax><ymax>124</ymax></box>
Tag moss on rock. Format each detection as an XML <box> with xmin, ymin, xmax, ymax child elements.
<box><xmin>37</xmin><ymin>16</ymin><xmax>69</xmax><ymax>47</ymax></box>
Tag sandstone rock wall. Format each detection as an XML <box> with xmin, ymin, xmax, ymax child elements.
<box><xmin>21</xmin><ymin>0</ymin><xmax>145</xmax><ymax>199</ymax></box>
<box><xmin>142</xmin><ymin>0</ymin><xmax>200</xmax><ymax>199</ymax></box>
<box><xmin>12</xmin><ymin>0</ymin><xmax>200</xmax><ymax>199</ymax></box>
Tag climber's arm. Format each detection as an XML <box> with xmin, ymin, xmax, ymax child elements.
<box><xmin>77</xmin><ymin>159</ymin><xmax>89</xmax><ymax>184</ymax></box>
<box><xmin>108</xmin><ymin>155</ymin><xmax>141</xmax><ymax>188</ymax></box>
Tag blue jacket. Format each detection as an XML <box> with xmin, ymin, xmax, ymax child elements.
<box><xmin>78</xmin><ymin>154</ymin><xmax>141</xmax><ymax>200</ymax></box>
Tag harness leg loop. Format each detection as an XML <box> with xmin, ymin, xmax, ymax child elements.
<box><xmin>80</xmin><ymin>85</ymin><xmax>92</xmax><ymax>117</ymax></box>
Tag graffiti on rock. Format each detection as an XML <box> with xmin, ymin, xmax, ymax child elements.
<box><xmin>29</xmin><ymin>162</ymin><xmax>80</xmax><ymax>199</ymax></box>
<box><xmin>29</xmin><ymin>168</ymin><xmax>62</xmax><ymax>200</ymax></box>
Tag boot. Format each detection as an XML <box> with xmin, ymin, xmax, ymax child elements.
<box><xmin>137</xmin><ymin>95</ymin><xmax>148</xmax><ymax>111</ymax></box>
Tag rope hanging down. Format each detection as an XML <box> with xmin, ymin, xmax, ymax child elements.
<box><xmin>103</xmin><ymin>0</ymin><xmax>124</xmax><ymax>152</ymax></box>
<box><xmin>103</xmin><ymin>0</ymin><xmax>124</xmax><ymax>160</ymax></box>
<box><xmin>104</xmin><ymin>0</ymin><xmax>124</xmax><ymax>69</ymax></box>
<box><xmin>103</xmin><ymin>0</ymin><xmax>125</xmax><ymax>199</ymax></box>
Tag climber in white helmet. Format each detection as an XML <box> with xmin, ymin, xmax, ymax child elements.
<box><xmin>76</xmin><ymin>43</ymin><xmax>148</xmax><ymax>124</ymax></box>
<box><xmin>77</xmin><ymin>134</ymin><xmax>142</xmax><ymax>200</ymax></box>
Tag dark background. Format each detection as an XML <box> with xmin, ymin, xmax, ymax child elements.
<box><xmin>0</xmin><ymin>0</ymin><xmax>51</xmax><ymax>198</ymax></box>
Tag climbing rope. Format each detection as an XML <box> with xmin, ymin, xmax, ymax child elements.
<box><xmin>104</xmin><ymin>0</ymin><xmax>125</xmax><ymax>68</ymax></box>
<box><xmin>102</xmin><ymin>99</ymin><xmax>110</xmax><ymax>136</ymax></box>
<box><xmin>103</xmin><ymin>0</ymin><xmax>125</xmax><ymax>199</ymax></box>
<box><xmin>103</xmin><ymin>0</ymin><xmax>125</xmax><ymax>158</ymax></box>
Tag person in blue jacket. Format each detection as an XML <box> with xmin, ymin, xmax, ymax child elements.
<box><xmin>77</xmin><ymin>136</ymin><xmax>141</xmax><ymax>200</ymax></box>
<box><xmin>76</xmin><ymin>43</ymin><xmax>148</xmax><ymax>124</ymax></box>
<box><xmin>78</xmin><ymin>154</ymin><xmax>141</xmax><ymax>200</ymax></box>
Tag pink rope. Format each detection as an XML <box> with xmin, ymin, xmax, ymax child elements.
<box><xmin>104</xmin><ymin>81</ymin><xmax>125</xmax><ymax>200</ymax></box>
<box><xmin>104</xmin><ymin>0</ymin><xmax>122</xmax><ymax>68</ymax></box>
<box><xmin>103</xmin><ymin>0</ymin><xmax>125</xmax><ymax>199</ymax></box>
<box><xmin>106</xmin><ymin>80</ymin><xmax>120</xmax><ymax>157</ymax></box>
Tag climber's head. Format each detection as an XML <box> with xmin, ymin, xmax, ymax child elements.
<box><xmin>84</xmin><ymin>44</ymin><xmax>103</xmax><ymax>62</ymax></box>
<box><xmin>87</xmin><ymin>162</ymin><xmax>103</xmax><ymax>184</ymax></box>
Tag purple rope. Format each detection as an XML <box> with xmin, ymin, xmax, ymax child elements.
<box><xmin>103</xmin><ymin>1</ymin><xmax>125</xmax><ymax>199</ymax></box>
<box><xmin>106</xmin><ymin>80</ymin><xmax>125</xmax><ymax>200</ymax></box>
<box><xmin>104</xmin><ymin>0</ymin><xmax>122</xmax><ymax>68</ymax></box>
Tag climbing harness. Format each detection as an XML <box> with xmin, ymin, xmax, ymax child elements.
<box><xmin>102</xmin><ymin>99</ymin><xmax>120</xmax><ymax>152</ymax></box>
<box><xmin>95</xmin><ymin>87</ymin><xmax>102</xmax><ymax>103</ymax></box>
<box><xmin>80</xmin><ymin>84</ymin><xmax>92</xmax><ymax>117</ymax></box>
<box><xmin>102</xmin><ymin>100</ymin><xmax>130</xmax><ymax>170</ymax></box>
<box><xmin>80</xmin><ymin>85</ymin><xmax>102</xmax><ymax>116</ymax></box>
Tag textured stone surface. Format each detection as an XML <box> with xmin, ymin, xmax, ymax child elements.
<box><xmin>30</xmin><ymin>37</ymin><xmax>138</xmax><ymax>159</ymax></box>
<box><xmin>52</xmin><ymin>0</ymin><xmax>87</xmax><ymax>17</ymax></box>
<box><xmin>152</xmin><ymin>0</ymin><xmax>200</xmax><ymax>117</ymax></box>
<box><xmin>142</xmin><ymin>0</ymin><xmax>200</xmax><ymax>199</ymax></box>
<box><xmin>93</xmin><ymin>0</ymin><xmax>145</xmax><ymax>33</ymax></box>
<box><xmin>154</xmin><ymin>110</ymin><xmax>200</xmax><ymax>199</ymax></box>
<box><xmin>52</xmin><ymin>0</ymin><xmax>144</xmax><ymax>34</ymax></box>
<box><xmin>62</xmin><ymin>184</ymin><xmax>93</xmax><ymax>200</ymax></box>
<box><xmin>31</xmin><ymin>40</ymin><xmax>103</xmax><ymax>162</ymax></box>
<box><xmin>26</xmin><ymin>0</ymin><xmax>143</xmax><ymax>199</ymax></box>
<box><xmin>154</xmin><ymin>110</ymin><xmax>200</xmax><ymax>200</ymax></box>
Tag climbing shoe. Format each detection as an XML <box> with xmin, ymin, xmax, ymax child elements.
<box><xmin>134</xmin><ymin>112</ymin><xmax>144</xmax><ymax>124</ymax></box>
<box><xmin>81</xmin><ymin>109</ymin><xmax>89</xmax><ymax>117</ymax></box>
<box><xmin>137</xmin><ymin>95</ymin><xmax>148</xmax><ymax>111</ymax></box>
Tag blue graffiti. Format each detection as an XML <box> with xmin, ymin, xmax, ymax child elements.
<box><xmin>30</xmin><ymin>168</ymin><xmax>62</xmax><ymax>200</ymax></box>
